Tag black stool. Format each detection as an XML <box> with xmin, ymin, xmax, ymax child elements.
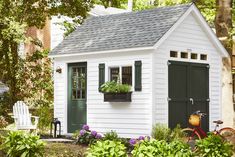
<box><xmin>50</xmin><ymin>118</ymin><xmax>61</xmax><ymax>138</ymax></box>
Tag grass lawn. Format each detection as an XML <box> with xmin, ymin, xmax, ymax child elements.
<box><xmin>44</xmin><ymin>142</ymin><xmax>88</xmax><ymax>157</ymax></box>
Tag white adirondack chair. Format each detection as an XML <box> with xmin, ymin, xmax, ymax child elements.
<box><xmin>13</xmin><ymin>101</ymin><xmax>39</xmax><ymax>133</ymax></box>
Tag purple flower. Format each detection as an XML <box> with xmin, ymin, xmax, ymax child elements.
<box><xmin>138</xmin><ymin>136</ymin><xmax>145</xmax><ymax>141</ymax></box>
<box><xmin>91</xmin><ymin>130</ymin><xmax>97</xmax><ymax>137</ymax></box>
<box><xmin>82</xmin><ymin>124</ymin><xmax>89</xmax><ymax>131</ymax></box>
<box><xmin>129</xmin><ymin>138</ymin><xmax>136</xmax><ymax>146</ymax></box>
<box><xmin>79</xmin><ymin>130</ymin><xmax>86</xmax><ymax>136</ymax></box>
<box><xmin>95</xmin><ymin>134</ymin><xmax>102</xmax><ymax>139</ymax></box>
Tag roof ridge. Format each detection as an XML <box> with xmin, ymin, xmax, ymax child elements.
<box><xmin>87</xmin><ymin>3</ymin><xmax>192</xmax><ymax>20</ymax></box>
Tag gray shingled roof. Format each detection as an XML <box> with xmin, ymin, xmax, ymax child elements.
<box><xmin>50</xmin><ymin>3</ymin><xmax>192</xmax><ymax>56</ymax></box>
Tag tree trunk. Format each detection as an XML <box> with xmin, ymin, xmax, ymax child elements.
<box><xmin>215</xmin><ymin>0</ymin><xmax>234</xmax><ymax>127</ymax></box>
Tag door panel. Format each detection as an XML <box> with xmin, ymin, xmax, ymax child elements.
<box><xmin>68</xmin><ymin>62</ymin><xmax>87</xmax><ymax>133</ymax></box>
<box><xmin>168</xmin><ymin>62</ymin><xmax>189</xmax><ymax>129</ymax></box>
<box><xmin>189</xmin><ymin>64</ymin><xmax>209</xmax><ymax>131</ymax></box>
<box><xmin>168</xmin><ymin>61</ymin><xmax>209</xmax><ymax>132</ymax></box>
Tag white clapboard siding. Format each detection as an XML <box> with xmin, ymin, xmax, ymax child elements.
<box><xmin>153</xmin><ymin>13</ymin><xmax>222</xmax><ymax>131</ymax></box>
<box><xmin>53</xmin><ymin>51</ymin><xmax>153</xmax><ymax>137</ymax></box>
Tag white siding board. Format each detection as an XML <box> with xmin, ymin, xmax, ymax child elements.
<box><xmin>153</xmin><ymin>13</ymin><xmax>222</xmax><ymax>131</ymax></box>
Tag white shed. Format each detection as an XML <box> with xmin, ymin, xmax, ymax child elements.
<box><xmin>49</xmin><ymin>3</ymin><xmax>233</xmax><ymax>138</ymax></box>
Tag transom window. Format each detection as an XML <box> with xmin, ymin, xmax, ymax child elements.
<box><xmin>110</xmin><ymin>66</ymin><xmax>132</xmax><ymax>85</ymax></box>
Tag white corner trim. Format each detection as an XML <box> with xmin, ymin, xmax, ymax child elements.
<box><xmin>49</xmin><ymin>46</ymin><xmax>154</xmax><ymax>58</ymax></box>
<box><xmin>153</xmin><ymin>4</ymin><xmax>229</xmax><ymax>57</ymax></box>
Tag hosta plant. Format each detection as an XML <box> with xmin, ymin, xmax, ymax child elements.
<box><xmin>195</xmin><ymin>134</ymin><xmax>233</xmax><ymax>157</ymax></box>
<box><xmin>1</xmin><ymin>131</ymin><xmax>45</xmax><ymax>157</ymax></box>
<box><xmin>87</xmin><ymin>140</ymin><xmax>128</xmax><ymax>157</ymax></box>
<box><xmin>131</xmin><ymin>138</ymin><xmax>193</xmax><ymax>157</ymax></box>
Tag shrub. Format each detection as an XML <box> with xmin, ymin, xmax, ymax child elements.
<box><xmin>1</xmin><ymin>131</ymin><xmax>45</xmax><ymax>157</ymax></box>
<box><xmin>131</xmin><ymin>138</ymin><xmax>193</xmax><ymax>157</ymax></box>
<box><xmin>87</xmin><ymin>140</ymin><xmax>128</xmax><ymax>157</ymax></box>
<box><xmin>152</xmin><ymin>123</ymin><xmax>185</xmax><ymax>142</ymax></box>
<box><xmin>195</xmin><ymin>134</ymin><xmax>233</xmax><ymax>157</ymax></box>
<box><xmin>100</xmin><ymin>81</ymin><xmax>131</xmax><ymax>93</ymax></box>
<box><xmin>76</xmin><ymin>125</ymin><xmax>102</xmax><ymax>145</ymax></box>
<box><xmin>170</xmin><ymin>124</ymin><xmax>185</xmax><ymax>141</ymax></box>
<box><xmin>103</xmin><ymin>130</ymin><xmax>119</xmax><ymax>141</ymax></box>
<box><xmin>151</xmin><ymin>123</ymin><xmax>171</xmax><ymax>141</ymax></box>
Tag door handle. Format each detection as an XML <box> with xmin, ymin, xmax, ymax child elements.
<box><xmin>189</xmin><ymin>98</ymin><xmax>194</xmax><ymax>105</ymax></box>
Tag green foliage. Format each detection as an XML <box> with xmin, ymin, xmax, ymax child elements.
<box><xmin>195</xmin><ymin>134</ymin><xmax>233</xmax><ymax>157</ymax></box>
<box><xmin>151</xmin><ymin>123</ymin><xmax>185</xmax><ymax>142</ymax></box>
<box><xmin>0</xmin><ymin>0</ymin><xmax>93</xmax><ymax>117</ymax></box>
<box><xmin>17</xmin><ymin>50</ymin><xmax>53</xmax><ymax>131</ymax></box>
<box><xmin>100</xmin><ymin>81</ymin><xmax>131</xmax><ymax>93</ymax></box>
<box><xmin>131</xmin><ymin>138</ymin><xmax>193</xmax><ymax>157</ymax></box>
<box><xmin>103</xmin><ymin>130</ymin><xmax>119</xmax><ymax>141</ymax></box>
<box><xmin>87</xmin><ymin>140</ymin><xmax>128</xmax><ymax>157</ymax></box>
<box><xmin>151</xmin><ymin>123</ymin><xmax>171</xmax><ymax>141</ymax></box>
<box><xmin>72</xmin><ymin>129</ymin><xmax>81</xmax><ymax>139</ymax></box>
<box><xmin>170</xmin><ymin>124</ymin><xmax>185</xmax><ymax>141</ymax></box>
<box><xmin>0</xmin><ymin>116</ymin><xmax>8</xmax><ymax>129</ymax></box>
<box><xmin>1</xmin><ymin>131</ymin><xmax>45</xmax><ymax>157</ymax></box>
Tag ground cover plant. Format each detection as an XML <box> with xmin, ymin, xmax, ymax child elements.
<box><xmin>1</xmin><ymin>131</ymin><xmax>45</xmax><ymax>157</ymax></box>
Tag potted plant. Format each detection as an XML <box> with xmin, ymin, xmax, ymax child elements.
<box><xmin>100</xmin><ymin>81</ymin><xmax>132</xmax><ymax>102</ymax></box>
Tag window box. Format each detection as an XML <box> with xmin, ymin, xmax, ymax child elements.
<box><xmin>103</xmin><ymin>92</ymin><xmax>132</xmax><ymax>102</ymax></box>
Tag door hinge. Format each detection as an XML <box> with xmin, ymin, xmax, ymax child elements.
<box><xmin>207</xmin><ymin>98</ymin><xmax>210</xmax><ymax>102</ymax></box>
<box><xmin>167</xmin><ymin>61</ymin><xmax>171</xmax><ymax>66</ymax></box>
<box><xmin>206</xmin><ymin>65</ymin><xmax>210</xmax><ymax>68</ymax></box>
<box><xmin>167</xmin><ymin>97</ymin><xmax>172</xmax><ymax>101</ymax></box>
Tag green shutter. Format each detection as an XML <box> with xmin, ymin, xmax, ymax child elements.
<box><xmin>99</xmin><ymin>63</ymin><xmax>105</xmax><ymax>91</ymax></box>
<box><xmin>135</xmin><ymin>61</ymin><xmax>142</xmax><ymax>91</ymax></box>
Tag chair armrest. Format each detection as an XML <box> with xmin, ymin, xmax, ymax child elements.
<box><xmin>31</xmin><ymin>116</ymin><xmax>39</xmax><ymax>119</ymax></box>
<box><xmin>11</xmin><ymin>116</ymin><xmax>18</xmax><ymax>119</ymax></box>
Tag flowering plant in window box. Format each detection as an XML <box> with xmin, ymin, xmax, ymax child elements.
<box><xmin>100</xmin><ymin>81</ymin><xmax>132</xmax><ymax>102</ymax></box>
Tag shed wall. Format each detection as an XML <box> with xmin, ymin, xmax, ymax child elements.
<box><xmin>153</xmin><ymin>12</ymin><xmax>223</xmax><ymax>130</ymax></box>
<box><xmin>53</xmin><ymin>51</ymin><xmax>153</xmax><ymax>138</ymax></box>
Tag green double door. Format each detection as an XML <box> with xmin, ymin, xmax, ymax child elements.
<box><xmin>168</xmin><ymin>61</ymin><xmax>209</xmax><ymax>132</ymax></box>
<box><xmin>68</xmin><ymin>62</ymin><xmax>87</xmax><ymax>133</ymax></box>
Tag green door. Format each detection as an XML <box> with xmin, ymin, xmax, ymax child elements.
<box><xmin>168</xmin><ymin>61</ymin><xmax>209</xmax><ymax>132</ymax></box>
<box><xmin>68</xmin><ymin>62</ymin><xmax>87</xmax><ymax>133</ymax></box>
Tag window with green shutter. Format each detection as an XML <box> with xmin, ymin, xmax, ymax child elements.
<box><xmin>135</xmin><ymin>61</ymin><xmax>142</xmax><ymax>91</ymax></box>
<box><xmin>99</xmin><ymin>63</ymin><xmax>105</xmax><ymax>91</ymax></box>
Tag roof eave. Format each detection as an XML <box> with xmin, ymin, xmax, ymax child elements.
<box><xmin>49</xmin><ymin>46</ymin><xmax>154</xmax><ymax>58</ymax></box>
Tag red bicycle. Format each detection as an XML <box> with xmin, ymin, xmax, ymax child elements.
<box><xmin>182</xmin><ymin>110</ymin><xmax>235</xmax><ymax>147</ymax></box>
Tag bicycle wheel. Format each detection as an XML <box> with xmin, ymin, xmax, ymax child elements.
<box><xmin>182</xmin><ymin>128</ymin><xmax>201</xmax><ymax>149</ymax></box>
<box><xmin>219</xmin><ymin>127</ymin><xmax>235</xmax><ymax>144</ymax></box>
